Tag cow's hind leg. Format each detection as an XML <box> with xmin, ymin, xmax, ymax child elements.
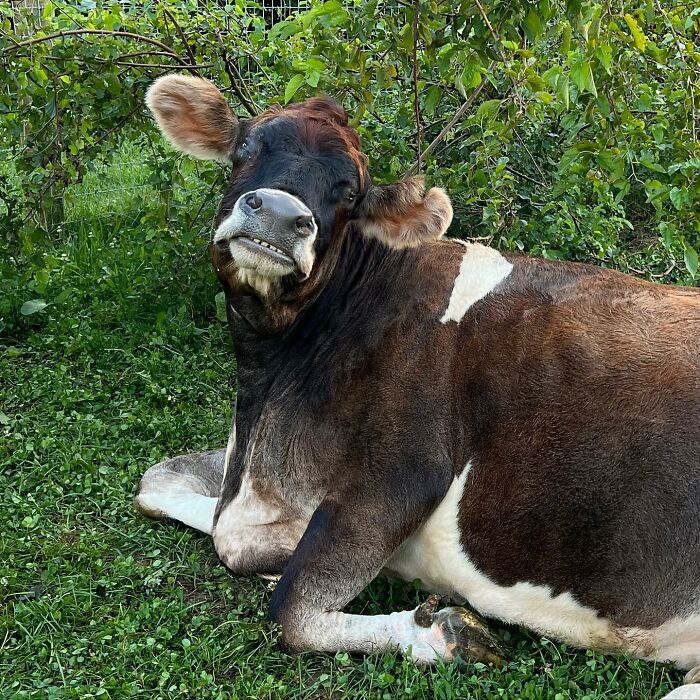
<box><xmin>134</xmin><ymin>449</ymin><xmax>225</xmax><ymax>535</ymax></box>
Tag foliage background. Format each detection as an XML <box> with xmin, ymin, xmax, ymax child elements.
<box><xmin>0</xmin><ymin>0</ymin><xmax>698</xmax><ymax>697</ymax></box>
<box><xmin>1</xmin><ymin>0</ymin><xmax>699</xmax><ymax>333</ymax></box>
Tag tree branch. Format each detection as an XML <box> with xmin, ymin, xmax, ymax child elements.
<box><xmin>404</xmin><ymin>66</ymin><xmax>493</xmax><ymax>177</ymax></box>
<box><xmin>1</xmin><ymin>29</ymin><xmax>185</xmax><ymax>61</ymax></box>
<box><xmin>412</xmin><ymin>0</ymin><xmax>422</xmax><ymax>172</ymax></box>
<box><xmin>162</xmin><ymin>6</ymin><xmax>199</xmax><ymax>71</ymax></box>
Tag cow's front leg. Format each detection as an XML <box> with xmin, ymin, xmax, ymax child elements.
<box><xmin>134</xmin><ymin>449</ymin><xmax>225</xmax><ymax>535</ymax></box>
<box><xmin>267</xmin><ymin>478</ymin><xmax>504</xmax><ymax>666</ymax></box>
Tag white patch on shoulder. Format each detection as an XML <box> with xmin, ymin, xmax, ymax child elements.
<box><xmin>440</xmin><ymin>241</ymin><xmax>513</xmax><ymax>324</ymax></box>
<box><xmin>134</xmin><ymin>469</ymin><xmax>217</xmax><ymax>535</ymax></box>
<box><xmin>386</xmin><ymin>465</ymin><xmax>614</xmax><ymax>650</ymax></box>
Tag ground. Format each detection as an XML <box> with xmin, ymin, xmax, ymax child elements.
<box><xmin>0</xmin><ymin>152</ymin><xmax>684</xmax><ymax>699</ymax></box>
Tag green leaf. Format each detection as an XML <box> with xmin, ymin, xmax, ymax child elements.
<box><xmin>659</xmin><ymin>222</ymin><xmax>676</xmax><ymax>250</ymax></box>
<box><xmin>423</xmin><ymin>85</ymin><xmax>442</xmax><ymax>115</ymax></box>
<box><xmin>570</xmin><ymin>60</ymin><xmax>597</xmax><ymax>96</ymax></box>
<box><xmin>523</xmin><ymin>9</ymin><xmax>543</xmax><ymax>41</ymax></box>
<box><xmin>456</xmin><ymin>61</ymin><xmax>481</xmax><ymax>96</ymax></box>
<box><xmin>476</xmin><ymin>99</ymin><xmax>502</xmax><ymax>120</ymax></box>
<box><xmin>556</xmin><ymin>74</ymin><xmax>570</xmax><ymax>109</ymax></box>
<box><xmin>669</xmin><ymin>186</ymin><xmax>683</xmax><ymax>210</ymax></box>
<box><xmin>595</xmin><ymin>44</ymin><xmax>613</xmax><ymax>74</ymax></box>
<box><xmin>624</xmin><ymin>13</ymin><xmax>647</xmax><ymax>52</ymax></box>
<box><xmin>215</xmin><ymin>291</ymin><xmax>227</xmax><ymax>323</ymax></box>
<box><xmin>561</xmin><ymin>21</ymin><xmax>572</xmax><ymax>53</ymax></box>
<box><xmin>398</xmin><ymin>23</ymin><xmax>413</xmax><ymax>53</ymax></box>
<box><xmin>284</xmin><ymin>74</ymin><xmax>306</xmax><ymax>104</ymax></box>
<box><xmin>53</xmin><ymin>289</ymin><xmax>74</xmax><ymax>306</ymax></box>
<box><xmin>684</xmin><ymin>245</ymin><xmax>698</xmax><ymax>277</ymax></box>
<box><xmin>306</xmin><ymin>70</ymin><xmax>321</xmax><ymax>88</ymax></box>
<box><xmin>20</xmin><ymin>299</ymin><xmax>48</xmax><ymax>316</ymax></box>
<box><xmin>309</xmin><ymin>0</ymin><xmax>343</xmax><ymax>17</ymax></box>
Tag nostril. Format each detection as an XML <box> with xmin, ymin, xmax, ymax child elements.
<box><xmin>245</xmin><ymin>193</ymin><xmax>263</xmax><ymax>210</ymax></box>
<box><xmin>296</xmin><ymin>214</ymin><xmax>314</xmax><ymax>232</ymax></box>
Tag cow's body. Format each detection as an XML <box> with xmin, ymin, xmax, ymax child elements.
<box><xmin>135</xmin><ymin>76</ymin><xmax>700</xmax><ymax>697</ymax></box>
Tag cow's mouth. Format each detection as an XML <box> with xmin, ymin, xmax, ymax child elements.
<box><xmin>213</xmin><ymin>188</ymin><xmax>318</xmax><ymax>283</ymax></box>
<box><xmin>233</xmin><ymin>235</ymin><xmax>294</xmax><ymax>265</ymax></box>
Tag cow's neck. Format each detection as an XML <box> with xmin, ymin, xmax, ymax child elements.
<box><xmin>228</xmin><ymin>227</ymin><xmax>418</xmax><ymax>414</ymax></box>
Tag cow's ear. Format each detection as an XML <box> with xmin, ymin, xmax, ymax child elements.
<box><xmin>355</xmin><ymin>177</ymin><xmax>453</xmax><ymax>248</ymax></box>
<box><xmin>146</xmin><ymin>75</ymin><xmax>239</xmax><ymax>163</ymax></box>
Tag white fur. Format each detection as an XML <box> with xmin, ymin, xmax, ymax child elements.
<box><xmin>639</xmin><ymin>613</ymin><xmax>700</xmax><ymax>669</ymax></box>
<box><xmin>387</xmin><ymin>466</ymin><xmax>700</xmax><ymax>669</ymax></box>
<box><xmin>213</xmin><ymin>206</ymin><xmax>247</xmax><ymax>244</ymax></box>
<box><xmin>440</xmin><ymin>241</ymin><xmax>513</xmax><ymax>324</ymax></box>
<box><xmin>662</xmin><ymin>685</ymin><xmax>700</xmax><ymax>699</ymax></box>
<box><xmin>222</xmin><ymin>420</ymin><xmax>236</xmax><ymax>483</ymax></box>
<box><xmin>297</xmin><ymin>608</ymin><xmax>453</xmax><ymax>661</ymax></box>
<box><xmin>214</xmin><ymin>472</ymin><xmax>280</xmax><ymax>536</ymax></box>
<box><xmin>386</xmin><ymin>465</ymin><xmax>615</xmax><ymax>649</ymax></box>
<box><xmin>214</xmin><ymin>189</ymin><xmax>317</xmax><ymax>291</ymax></box>
<box><xmin>134</xmin><ymin>470</ymin><xmax>217</xmax><ymax>535</ymax></box>
<box><xmin>234</xmin><ymin>268</ymin><xmax>282</xmax><ymax>298</ymax></box>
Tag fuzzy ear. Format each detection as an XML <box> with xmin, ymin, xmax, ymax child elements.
<box><xmin>145</xmin><ymin>75</ymin><xmax>239</xmax><ymax>163</ymax></box>
<box><xmin>356</xmin><ymin>177</ymin><xmax>453</xmax><ymax>248</ymax></box>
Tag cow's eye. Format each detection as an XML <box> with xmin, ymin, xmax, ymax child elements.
<box><xmin>346</xmin><ymin>191</ymin><xmax>357</xmax><ymax>203</ymax></box>
<box><xmin>238</xmin><ymin>139</ymin><xmax>255</xmax><ymax>161</ymax></box>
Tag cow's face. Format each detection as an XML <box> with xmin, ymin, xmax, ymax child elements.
<box><xmin>146</xmin><ymin>76</ymin><xmax>453</xmax><ymax>303</ymax></box>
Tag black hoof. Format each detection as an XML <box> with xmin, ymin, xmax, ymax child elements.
<box><xmin>415</xmin><ymin>601</ymin><xmax>505</xmax><ymax>666</ymax></box>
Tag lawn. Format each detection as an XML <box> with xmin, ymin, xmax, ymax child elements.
<box><xmin>0</xmin><ymin>153</ymin><xmax>685</xmax><ymax>699</ymax></box>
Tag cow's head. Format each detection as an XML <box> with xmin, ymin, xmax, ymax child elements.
<box><xmin>146</xmin><ymin>75</ymin><xmax>452</xmax><ymax>307</ymax></box>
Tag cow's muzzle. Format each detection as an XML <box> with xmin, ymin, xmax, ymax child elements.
<box><xmin>214</xmin><ymin>188</ymin><xmax>318</xmax><ymax>279</ymax></box>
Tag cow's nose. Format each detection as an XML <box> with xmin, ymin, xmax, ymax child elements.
<box><xmin>243</xmin><ymin>188</ymin><xmax>315</xmax><ymax>235</ymax></box>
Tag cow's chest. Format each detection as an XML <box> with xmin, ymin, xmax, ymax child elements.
<box><xmin>238</xmin><ymin>403</ymin><xmax>330</xmax><ymax>517</ymax></box>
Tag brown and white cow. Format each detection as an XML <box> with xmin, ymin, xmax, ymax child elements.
<box><xmin>135</xmin><ymin>75</ymin><xmax>700</xmax><ymax>698</ymax></box>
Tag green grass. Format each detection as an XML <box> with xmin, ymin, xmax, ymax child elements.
<box><xmin>0</xmin><ymin>158</ymin><xmax>685</xmax><ymax>699</ymax></box>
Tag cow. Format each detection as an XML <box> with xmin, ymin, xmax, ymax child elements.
<box><xmin>135</xmin><ymin>74</ymin><xmax>700</xmax><ymax>699</ymax></box>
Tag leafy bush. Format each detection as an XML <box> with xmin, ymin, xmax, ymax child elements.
<box><xmin>1</xmin><ymin>0</ymin><xmax>698</xmax><ymax>333</ymax></box>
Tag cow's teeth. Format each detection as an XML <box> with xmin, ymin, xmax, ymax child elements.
<box><xmin>253</xmin><ymin>237</ymin><xmax>261</xmax><ymax>243</ymax></box>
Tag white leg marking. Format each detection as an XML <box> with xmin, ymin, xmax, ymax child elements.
<box><xmin>135</xmin><ymin>465</ymin><xmax>217</xmax><ymax>535</ymax></box>
<box><xmin>662</xmin><ymin>686</ymin><xmax>700</xmax><ymax>699</ymax></box>
<box><xmin>222</xmin><ymin>419</ymin><xmax>236</xmax><ymax>484</ymax></box>
<box><xmin>297</xmin><ymin>609</ymin><xmax>453</xmax><ymax>662</ymax></box>
<box><xmin>440</xmin><ymin>242</ymin><xmax>513</xmax><ymax>324</ymax></box>
<box><xmin>213</xmin><ymin>471</ymin><xmax>309</xmax><ymax>570</ymax></box>
<box><xmin>386</xmin><ymin>465</ymin><xmax>614</xmax><ymax>650</ymax></box>
<box><xmin>634</xmin><ymin>612</ymin><xmax>700</xmax><ymax>669</ymax></box>
<box><xmin>136</xmin><ymin>489</ymin><xmax>217</xmax><ymax>535</ymax></box>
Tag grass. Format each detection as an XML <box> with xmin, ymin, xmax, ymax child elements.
<box><xmin>0</xmin><ymin>152</ymin><xmax>686</xmax><ymax>699</ymax></box>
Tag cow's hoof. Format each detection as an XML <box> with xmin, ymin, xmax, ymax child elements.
<box><xmin>414</xmin><ymin>595</ymin><xmax>504</xmax><ymax>666</ymax></box>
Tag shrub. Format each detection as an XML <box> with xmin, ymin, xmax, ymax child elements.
<box><xmin>1</xmin><ymin>0</ymin><xmax>698</xmax><ymax>332</ymax></box>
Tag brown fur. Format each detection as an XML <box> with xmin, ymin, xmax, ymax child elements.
<box><xmin>146</xmin><ymin>75</ymin><xmax>239</xmax><ymax>162</ymax></box>
<box><xmin>357</xmin><ymin>177</ymin><xmax>453</xmax><ymax>248</ymax></box>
